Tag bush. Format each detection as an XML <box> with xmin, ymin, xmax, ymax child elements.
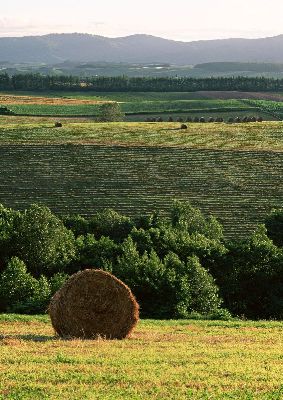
<box><xmin>12</xmin><ymin>204</ymin><xmax>76</xmax><ymax>276</ymax></box>
<box><xmin>96</xmin><ymin>102</ymin><xmax>124</xmax><ymax>122</ymax></box>
<box><xmin>89</xmin><ymin>208</ymin><xmax>134</xmax><ymax>242</ymax></box>
<box><xmin>0</xmin><ymin>257</ymin><xmax>37</xmax><ymax>312</ymax></box>
<box><xmin>265</xmin><ymin>209</ymin><xmax>283</xmax><ymax>247</ymax></box>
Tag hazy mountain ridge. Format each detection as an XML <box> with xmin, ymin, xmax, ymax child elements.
<box><xmin>0</xmin><ymin>33</ymin><xmax>283</xmax><ymax>64</ymax></box>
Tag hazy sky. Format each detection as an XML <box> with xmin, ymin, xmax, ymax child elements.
<box><xmin>1</xmin><ymin>0</ymin><xmax>283</xmax><ymax>41</ymax></box>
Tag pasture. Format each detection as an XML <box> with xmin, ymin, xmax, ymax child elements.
<box><xmin>0</xmin><ymin>315</ymin><xmax>282</xmax><ymax>399</ymax></box>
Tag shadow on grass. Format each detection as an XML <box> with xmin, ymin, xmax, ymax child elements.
<box><xmin>0</xmin><ymin>334</ymin><xmax>57</xmax><ymax>342</ymax></box>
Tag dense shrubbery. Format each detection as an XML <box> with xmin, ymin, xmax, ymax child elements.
<box><xmin>0</xmin><ymin>201</ymin><xmax>282</xmax><ymax>319</ymax></box>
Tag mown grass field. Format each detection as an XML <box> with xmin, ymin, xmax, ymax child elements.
<box><xmin>0</xmin><ymin>120</ymin><xmax>282</xmax><ymax>237</ymax></box>
<box><xmin>0</xmin><ymin>119</ymin><xmax>282</xmax><ymax>149</ymax></box>
<box><xmin>0</xmin><ymin>315</ymin><xmax>282</xmax><ymax>400</ymax></box>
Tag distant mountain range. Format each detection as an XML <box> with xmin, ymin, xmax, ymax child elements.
<box><xmin>0</xmin><ymin>33</ymin><xmax>283</xmax><ymax>65</ymax></box>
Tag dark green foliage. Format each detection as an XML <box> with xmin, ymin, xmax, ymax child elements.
<box><xmin>170</xmin><ymin>201</ymin><xmax>223</xmax><ymax>240</ymax></box>
<box><xmin>3</xmin><ymin>73</ymin><xmax>283</xmax><ymax>92</ymax></box>
<box><xmin>0</xmin><ymin>257</ymin><xmax>69</xmax><ymax>313</ymax></box>
<box><xmin>113</xmin><ymin>239</ymin><xmax>221</xmax><ymax>318</ymax></box>
<box><xmin>62</xmin><ymin>214</ymin><xmax>89</xmax><ymax>237</ymax></box>
<box><xmin>0</xmin><ymin>257</ymin><xmax>37</xmax><ymax>312</ymax></box>
<box><xmin>12</xmin><ymin>204</ymin><xmax>76</xmax><ymax>276</ymax></box>
<box><xmin>215</xmin><ymin>226</ymin><xmax>283</xmax><ymax>319</ymax></box>
<box><xmin>0</xmin><ymin>106</ymin><xmax>14</xmax><ymax>115</ymax></box>
<box><xmin>0</xmin><ymin>205</ymin><xmax>20</xmax><ymax>269</ymax></box>
<box><xmin>88</xmin><ymin>208</ymin><xmax>134</xmax><ymax>242</ymax></box>
<box><xmin>73</xmin><ymin>234</ymin><xmax>119</xmax><ymax>272</ymax></box>
<box><xmin>0</xmin><ymin>201</ymin><xmax>282</xmax><ymax>319</ymax></box>
<box><xmin>265</xmin><ymin>209</ymin><xmax>283</xmax><ymax>247</ymax></box>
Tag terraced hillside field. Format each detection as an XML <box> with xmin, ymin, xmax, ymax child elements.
<box><xmin>0</xmin><ymin>143</ymin><xmax>282</xmax><ymax>238</ymax></box>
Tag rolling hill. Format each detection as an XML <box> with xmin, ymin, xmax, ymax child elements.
<box><xmin>1</xmin><ymin>33</ymin><xmax>283</xmax><ymax>64</ymax></box>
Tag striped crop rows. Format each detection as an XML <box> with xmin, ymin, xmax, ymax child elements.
<box><xmin>0</xmin><ymin>145</ymin><xmax>282</xmax><ymax>238</ymax></box>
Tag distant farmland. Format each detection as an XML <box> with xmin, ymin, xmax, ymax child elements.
<box><xmin>0</xmin><ymin>92</ymin><xmax>279</xmax><ymax>121</ymax></box>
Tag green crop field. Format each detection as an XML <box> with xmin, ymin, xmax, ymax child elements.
<box><xmin>0</xmin><ymin>92</ymin><xmax>275</xmax><ymax>121</ymax></box>
<box><xmin>6</xmin><ymin>104</ymin><xmax>101</xmax><ymax>117</ymax></box>
<box><xmin>0</xmin><ymin>315</ymin><xmax>282</xmax><ymax>400</ymax></box>
<box><xmin>0</xmin><ymin>120</ymin><xmax>283</xmax><ymax>238</ymax></box>
<box><xmin>121</xmin><ymin>99</ymin><xmax>252</xmax><ymax>113</ymax></box>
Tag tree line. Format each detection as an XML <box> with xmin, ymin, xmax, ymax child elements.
<box><xmin>0</xmin><ymin>201</ymin><xmax>282</xmax><ymax>320</ymax></box>
<box><xmin>1</xmin><ymin>73</ymin><xmax>283</xmax><ymax>92</ymax></box>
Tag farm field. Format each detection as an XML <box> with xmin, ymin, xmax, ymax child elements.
<box><xmin>2</xmin><ymin>90</ymin><xmax>283</xmax><ymax>102</ymax></box>
<box><xmin>0</xmin><ymin>315</ymin><xmax>282</xmax><ymax>400</ymax></box>
<box><xmin>0</xmin><ymin>92</ymin><xmax>280</xmax><ymax>121</ymax></box>
<box><xmin>0</xmin><ymin>120</ymin><xmax>283</xmax><ymax>237</ymax></box>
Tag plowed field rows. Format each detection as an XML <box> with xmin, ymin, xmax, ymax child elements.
<box><xmin>0</xmin><ymin>144</ymin><xmax>282</xmax><ymax>238</ymax></box>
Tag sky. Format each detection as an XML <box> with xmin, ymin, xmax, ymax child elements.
<box><xmin>1</xmin><ymin>0</ymin><xmax>283</xmax><ymax>41</ymax></box>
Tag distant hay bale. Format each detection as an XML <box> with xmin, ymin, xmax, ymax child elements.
<box><xmin>180</xmin><ymin>124</ymin><xmax>188</xmax><ymax>129</ymax></box>
<box><xmin>208</xmin><ymin>117</ymin><xmax>215</xmax><ymax>123</ymax></box>
<box><xmin>49</xmin><ymin>269</ymin><xmax>139</xmax><ymax>339</ymax></box>
<box><xmin>199</xmin><ymin>117</ymin><xmax>206</xmax><ymax>123</ymax></box>
<box><xmin>55</xmin><ymin>121</ymin><xmax>62</xmax><ymax>128</ymax></box>
<box><xmin>257</xmin><ymin>116</ymin><xmax>263</xmax><ymax>122</ymax></box>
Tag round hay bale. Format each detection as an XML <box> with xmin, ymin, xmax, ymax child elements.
<box><xmin>49</xmin><ymin>269</ymin><xmax>139</xmax><ymax>339</ymax></box>
<box><xmin>180</xmin><ymin>124</ymin><xmax>188</xmax><ymax>129</ymax></box>
<box><xmin>55</xmin><ymin>121</ymin><xmax>62</xmax><ymax>127</ymax></box>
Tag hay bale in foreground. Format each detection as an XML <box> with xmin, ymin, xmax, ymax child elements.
<box><xmin>49</xmin><ymin>269</ymin><xmax>139</xmax><ymax>339</ymax></box>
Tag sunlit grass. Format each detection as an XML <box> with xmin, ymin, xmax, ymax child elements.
<box><xmin>0</xmin><ymin>120</ymin><xmax>283</xmax><ymax>151</ymax></box>
<box><xmin>0</xmin><ymin>315</ymin><xmax>282</xmax><ymax>399</ymax></box>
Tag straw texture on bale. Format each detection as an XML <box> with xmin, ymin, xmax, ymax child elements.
<box><xmin>49</xmin><ymin>269</ymin><xmax>139</xmax><ymax>339</ymax></box>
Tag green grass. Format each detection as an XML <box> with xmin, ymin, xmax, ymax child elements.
<box><xmin>0</xmin><ymin>91</ymin><xmax>213</xmax><ymax>102</ymax></box>
<box><xmin>121</xmin><ymin>100</ymin><xmax>252</xmax><ymax>113</ymax></box>
<box><xmin>245</xmin><ymin>100</ymin><xmax>283</xmax><ymax>119</ymax></box>
<box><xmin>0</xmin><ymin>315</ymin><xmax>282</xmax><ymax>399</ymax></box>
<box><xmin>7</xmin><ymin>104</ymin><xmax>101</xmax><ymax>116</ymax></box>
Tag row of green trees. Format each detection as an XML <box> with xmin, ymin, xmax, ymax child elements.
<box><xmin>1</xmin><ymin>73</ymin><xmax>283</xmax><ymax>92</ymax></box>
<box><xmin>0</xmin><ymin>202</ymin><xmax>282</xmax><ymax>319</ymax></box>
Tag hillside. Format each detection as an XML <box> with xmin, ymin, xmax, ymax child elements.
<box><xmin>0</xmin><ymin>119</ymin><xmax>282</xmax><ymax>238</ymax></box>
<box><xmin>1</xmin><ymin>33</ymin><xmax>283</xmax><ymax>64</ymax></box>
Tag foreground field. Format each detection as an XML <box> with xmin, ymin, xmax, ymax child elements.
<box><xmin>0</xmin><ymin>315</ymin><xmax>282</xmax><ymax>399</ymax></box>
